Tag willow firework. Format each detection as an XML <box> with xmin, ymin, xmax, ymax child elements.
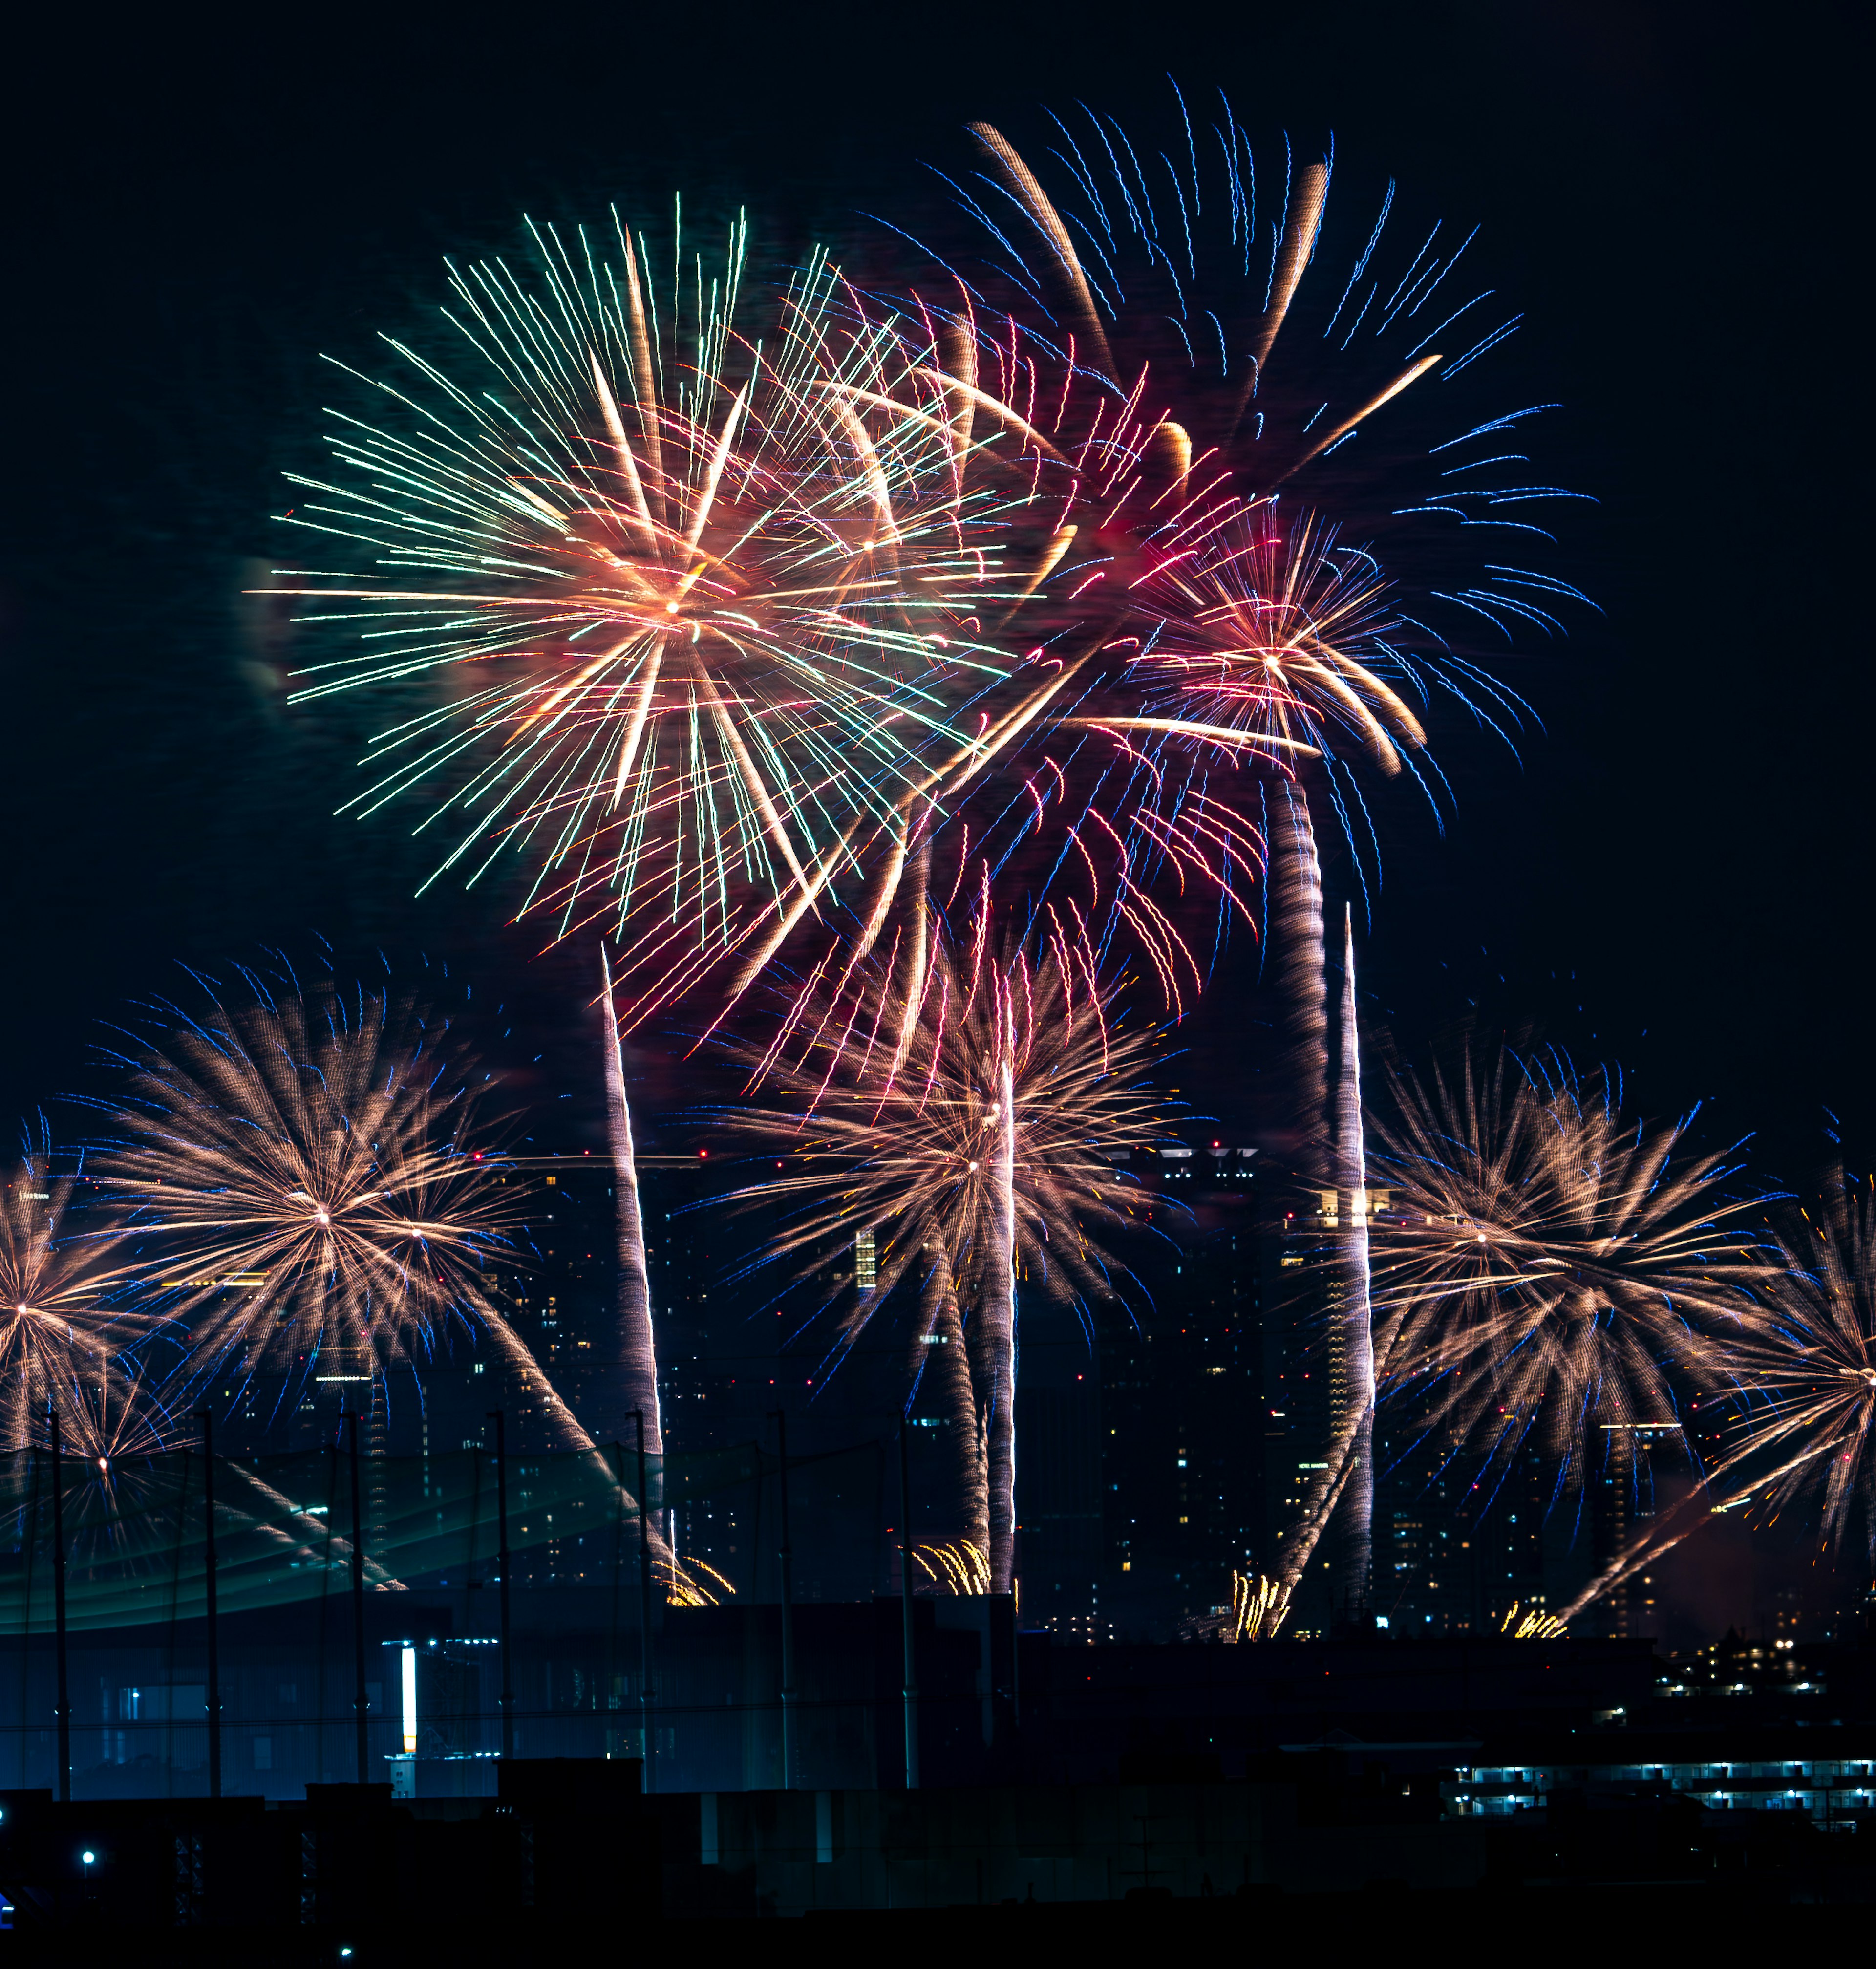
<box><xmin>91</xmin><ymin>967</ymin><xmax>589</xmax><ymax>1450</ymax></box>
<box><xmin>721</xmin><ymin>924</ymin><xmax>1175</xmax><ymax>1590</ymax></box>
<box><xmin>279</xmin><ymin>208</ymin><xmax>1012</xmax><ymax>1019</ymax></box>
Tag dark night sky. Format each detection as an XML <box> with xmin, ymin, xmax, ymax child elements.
<box><xmin>0</xmin><ymin>0</ymin><xmax>1862</xmax><ymax>1639</ymax></box>
<box><xmin>0</xmin><ymin>3</ymin><xmax>1860</xmax><ymax>1158</ymax></box>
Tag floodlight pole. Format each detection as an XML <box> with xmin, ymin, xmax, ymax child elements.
<box><xmin>770</xmin><ymin>1409</ymin><xmax>796</xmax><ymax>1789</ymax></box>
<box><xmin>898</xmin><ymin>1423</ymin><xmax>919</xmax><ymax>1790</ymax></box>
<box><xmin>489</xmin><ymin>1411</ymin><xmax>515</xmax><ymax>1761</ymax></box>
<box><xmin>634</xmin><ymin>1409</ymin><xmax>655</xmax><ymax>1791</ymax></box>
<box><xmin>198</xmin><ymin>1409</ymin><xmax>222</xmax><ymax>1798</ymax></box>
<box><xmin>49</xmin><ymin>1408</ymin><xmax>70</xmax><ymax>1803</ymax></box>
<box><xmin>348</xmin><ymin>1410</ymin><xmax>369</xmax><ymax>1784</ymax></box>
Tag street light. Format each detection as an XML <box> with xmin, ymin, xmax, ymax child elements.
<box><xmin>80</xmin><ymin>1850</ymin><xmax>95</xmax><ymax>1882</ymax></box>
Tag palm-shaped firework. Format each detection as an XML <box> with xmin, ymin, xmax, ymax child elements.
<box><xmin>90</xmin><ymin>967</ymin><xmax>588</xmax><ymax>1450</ymax></box>
<box><xmin>279</xmin><ymin>208</ymin><xmax>1012</xmax><ymax>1021</ymax></box>
<box><xmin>1126</xmin><ymin>515</ymin><xmax>1428</xmax><ymax>775</ymax></box>
<box><xmin>722</xmin><ymin>924</ymin><xmax>1176</xmax><ymax>1591</ymax></box>
<box><xmin>825</xmin><ymin>97</ymin><xmax>1587</xmax><ymax>985</ymax></box>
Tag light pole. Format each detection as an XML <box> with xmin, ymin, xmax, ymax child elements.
<box><xmin>488</xmin><ymin>1411</ymin><xmax>515</xmax><ymax>1761</ymax></box>
<box><xmin>347</xmin><ymin>1411</ymin><xmax>368</xmax><ymax>1784</ymax></box>
<box><xmin>770</xmin><ymin>1409</ymin><xmax>796</xmax><ymax>1790</ymax></box>
<box><xmin>198</xmin><ymin>1409</ymin><xmax>222</xmax><ymax>1798</ymax></box>
<box><xmin>898</xmin><ymin>1423</ymin><xmax>919</xmax><ymax>1790</ymax></box>
<box><xmin>49</xmin><ymin>1408</ymin><xmax>70</xmax><ymax>1804</ymax></box>
<box><xmin>633</xmin><ymin>1410</ymin><xmax>655</xmax><ymax>1791</ymax></box>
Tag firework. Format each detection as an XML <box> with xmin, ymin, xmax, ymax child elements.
<box><xmin>913</xmin><ymin>1539</ymin><xmax>991</xmax><ymax>1595</ymax></box>
<box><xmin>1243</xmin><ymin>1043</ymin><xmax>1767</xmax><ymax>1634</ymax></box>
<box><xmin>1500</xmin><ymin>1601</ymin><xmax>1568</xmax><ymax>1641</ymax></box>
<box><xmin>1128</xmin><ymin>514</ymin><xmax>1413</xmax><ymax>742</ymax></box>
<box><xmin>0</xmin><ymin>1138</ymin><xmax>159</xmax><ymax>1452</ymax></box>
<box><xmin>720</xmin><ymin>924</ymin><xmax>1175</xmax><ymax>1591</ymax></box>
<box><xmin>43</xmin><ymin>1369</ymin><xmax>180</xmax><ymax>1582</ymax></box>
<box><xmin>915</xmin><ymin>97</ymin><xmax>1590</xmax><ymax>671</ymax></box>
<box><xmin>1706</xmin><ymin>1181</ymin><xmax>1876</xmax><ymax>1553</ymax></box>
<box><xmin>91</xmin><ymin>967</ymin><xmax>590</xmax><ymax>1450</ymax></box>
<box><xmin>1231</xmin><ymin>1569</ymin><xmax>1289</xmax><ymax>1641</ymax></box>
<box><xmin>1365</xmin><ymin>1044</ymin><xmax>1766</xmax><ymax>1505</ymax></box>
<box><xmin>1557</xmin><ymin>1177</ymin><xmax>1876</xmax><ymax>1618</ymax></box>
<box><xmin>279</xmin><ymin>208</ymin><xmax>1010</xmax><ymax>1020</ymax></box>
<box><xmin>1249</xmin><ymin>802</ymin><xmax>1371</xmax><ymax>1627</ymax></box>
<box><xmin>1266</xmin><ymin>783</ymin><xmax>1330</xmax><ymax>1150</ymax></box>
<box><xmin>936</xmin><ymin>1251</ymin><xmax>992</xmax><ymax>1563</ymax></box>
<box><xmin>830</xmin><ymin>96</ymin><xmax>1588</xmax><ymax>1000</ymax></box>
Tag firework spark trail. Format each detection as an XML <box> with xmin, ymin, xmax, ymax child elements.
<box><xmin>913</xmin><ymin>1539</ymin><xmax>992</xmax><ymax>1595</ymax></box>
<box><xmin>1261</xmin><ymin>1400</ymin><xmax>1370</xmax><ymax>1630</ymax></box>
<box><xmin>982</xmin><ymin>1050</ymin><xmax>1019</xmax><ymax>1589</ymax></box>
<box><xmin>1500</xmin><ymin>1602</ymin><xmax>1568</xmax><ymax>1640</ymax></box>
<box><xmin>1558</xmin><ymin>1176</ymin><xmax>1876</xmax><ymax>1619</ymax></box>
<box><xmin>87</xmin><ymin>971</ymin><xmax>594</xmax><ymax>1453</ymax></box>
<box><xmin>1231</xmin><ymin>1569</ymin><xmax>1290</xmax><ymax>1641</ymax></box>
<box><xmin>1332</xmin><ymin>906</ymin><xmax>1375</xmax><ymax>1612</ymax></box>
<box><xmin>916</xmin><ymin>1237</ymin><xmax>989</xmax><ymax>1562</ymax></box>
<box><xmin>597</xmin><ymin>946</ymin><xmax>661</xmax><ymax>1469</ymax></box>
<box><xmin>717</xmin><ymin>927</ymin><xmax>1175</xmax><ymax>1586</ymax></box>
<box><xmin>1268</xmin><ymin>783</ymin><xmax>1328</xmax><ymax>1158</ymax></box>
<box><xmin>278</xmin><ymin>210</ymin><xmax>1015</xmax><ymax>1022</ymax></box>
<box><xmin>1236</xmin><ymin>781</ymin><xmax>1343</xmax><ymax>1631</ymax></box>
<box><xmin>0</xmin><ymin>1139</ymin><xmax>162</xmax><ymax>1453</ymax></box>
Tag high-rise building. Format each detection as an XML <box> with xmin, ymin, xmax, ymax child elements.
<box><xmin>1260</xmin><ymin>1181</ymin><xmax>1406</xmax><ymax>1629</ymax></box>
<box><xmin>1091</xmin><ymin>1143</ymin><xmax>1264</xmax><ymax>1637</ymax></box>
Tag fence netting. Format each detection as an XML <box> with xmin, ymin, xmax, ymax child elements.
<box><xmin>0</xmin><ymin>1439</ymin><xmax>890</xmax><ymax>1633</ymax></box>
